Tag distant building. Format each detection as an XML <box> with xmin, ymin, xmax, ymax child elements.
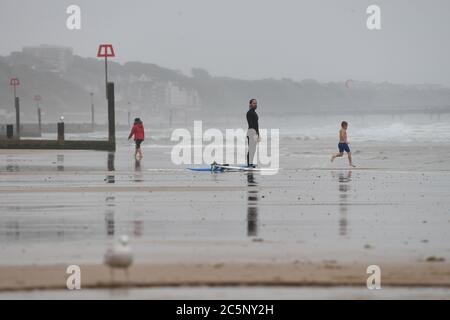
<box><xmin>22</xmin><ymin>45</ymin><xmax>74</xmax><ymax>72</ymax></box>
<box><xmin>168</xmin><ymin>82</ymin><xmax>201</xmax><ymax>110</ymax></box>
<box><xmin>123</xmin><ymin>75</ymin><xmax>201</xmax><ymax>111</ymax></box>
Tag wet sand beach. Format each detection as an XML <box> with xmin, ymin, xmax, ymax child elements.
<box><xmin>0</xmin><ymin>132</ymin><xmax>450</xmax><ymax>299</ymax></box>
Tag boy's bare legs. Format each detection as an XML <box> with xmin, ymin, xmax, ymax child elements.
<box><xmin>331</xmin><ymin>152</ymin><xmax>343</xmax><ymax>162</ymax></box>
<box><xmin>348</xmin><ymin>152</ymin><xmax>356</xmax><ymax>167</ymax></box>
<box><xmin>136</xmin><ymin>148</ymin><xmax>143</xmax><ymax>159</ymax></box>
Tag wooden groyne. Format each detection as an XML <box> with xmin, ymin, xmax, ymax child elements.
<box><xmin>0</xmin><ymin>139</ymin><xmax>114</xmax><ymax>151</ymax></box>
<box><xmin>0</xmin><ymin>82</ymin><xmax>116</xmax><ymax>152</ymax></box>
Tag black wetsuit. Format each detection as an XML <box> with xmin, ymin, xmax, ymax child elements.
<box><xmin>246</xmin><ymin>108</ymin><xmax>259</xmax><ymax>166</ymax></box>
<box><xmin>246</xmin><ymin>108</ymin><xmax>259</xmax><ymax>135</ymax></box>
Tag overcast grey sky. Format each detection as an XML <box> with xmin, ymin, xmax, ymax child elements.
<box><xmin>1</xmin><ymin>0</ymin><xmax>449</xmax><ymax>85</ymax></box>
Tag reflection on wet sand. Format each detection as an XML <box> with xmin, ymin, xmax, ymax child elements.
<box><xmin>134</xmin><ymin>159</ymin><xmax>143</xmax><ymax>182</ymax></box>
<box><xmin>106</xmin><ymin>152</ymin><xmax>115</xmax><ymax>183</ymax></box>
<box><xmin>133</xmin><ymin>159</ymin><xmax>144</xmax><ymax>237</ymax></box>
<box><xmin>5</xmin><ymin>220</ymin><xmax>20</xmax><ymax>240</ymax></box>
<box><xmin>104</xmin><ymin>196</ymin><xmax>115</xmax><ymax>237</ymax></box>
<box><xmin>332</xmin><ymin>171</ymin><xmax>352</xmax><ymax>236</ymax></box>
<box><xmin>246</xmin><ymin>173</ymin><xmax>258</xmax><ymax>237</ymax></box>
<box><xmin>6</xmin><ymin>156</ymin><xmax>19</xmax><ymax>172</ymax></box>
<box><xmin>2</xmin><ymin>214</ymin><xmax>68</xmax><ymax>242</ymax></box>
<box><xmin>56</xmin><ymin>154</ymin><xmax>64</xmax><ymax>172</ymax></box>
<box><xmin>133</xmin><ymin>220</ymin><xmax>143</xmax><ymax>237</ymax></box>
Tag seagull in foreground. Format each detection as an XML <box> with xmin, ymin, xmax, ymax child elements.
<box><xmin>104</xmin><ymin>235</ymin><xmax>133</xmax><ymax>284</ymax></box>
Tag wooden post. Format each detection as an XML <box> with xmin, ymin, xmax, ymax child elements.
<box><xmin>104</xmin><ymin>57</ymin><xmax>108</xmax><ymax>98</ymax></box>
<box><xmin>57</xmin><ymin>122</ymin><xmax>65</xmax><ymax>143</ymax></box>
<box><xmin>107</xmin><ymin>151</ymin><xmax>115</xmax><ymax>171</ymax></box>
<box><xmin>107</xmin><ymin>82</ymin><xmax>116</xmax><ymax>148</ymax></box>
<box><xmin>38</xmin><ymin>108</ymin><xmax>42</xmax><ymax>136</ymax></box>
<box><xmin>15</xmin><ymin>97</ymin><xmax>20</xmax><ymax>138</ymax></box>
<box><xmin>90</xmin><ymin>92</ymin><xmax>95</xmax><ymax>131</ymax></box>
<box><xmin>6</xmin><ymin>125</ymin><xmax>13</xmax><ymax>139</ymax></box>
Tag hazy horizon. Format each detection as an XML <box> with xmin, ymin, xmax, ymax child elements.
<box><xmin>1</xmin><ymin>0</ymin><xmax>450</xmax><ymax>86</ymax></box>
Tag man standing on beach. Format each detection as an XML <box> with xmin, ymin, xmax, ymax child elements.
<box><xmin>246</xmin><ymin>99</ymin><xmax>260</xmax><ymax>167</ymax></box>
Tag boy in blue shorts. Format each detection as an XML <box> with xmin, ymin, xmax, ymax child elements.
<box><xmin>331</xmin><ymin>121</ymin><xmax>356</xmax><ymax>167</ymax></box>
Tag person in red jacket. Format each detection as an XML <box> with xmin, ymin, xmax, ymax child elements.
<box><xmin>128</xmin><ymin>118</ymin><xmax>145</xmax><ymax>159</ymax></box>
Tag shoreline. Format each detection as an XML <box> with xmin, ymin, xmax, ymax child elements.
<box><xmin>1</xmin><ymin>262</ymin><xmax>449</xmax><ymax>292</ymax></box>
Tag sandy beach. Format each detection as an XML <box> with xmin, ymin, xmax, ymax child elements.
<box><xmin>1</xmin><ymin>126</ymin><xmax>450</xmax><ymax>298</ymax></box>
<box><xmin>2</xmin><ymin>0</ymin><xmax>450</xmax><ymax>302</ymax></box>
<box><xmin>1</xmin><ymin>262</ymin><xmax>450</xmax><ymax>292</ymax></box>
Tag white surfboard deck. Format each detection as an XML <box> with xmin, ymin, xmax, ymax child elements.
<box><xmin>213</xmin><ymin>164</ymin><xmax>278</xmax><ymax>172</ymax></box>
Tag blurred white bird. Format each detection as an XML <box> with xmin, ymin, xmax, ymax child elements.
<box><xmin>104</xmin><ymin>235</ymin><xmax>133</xmax><ymax>283</ymax></box>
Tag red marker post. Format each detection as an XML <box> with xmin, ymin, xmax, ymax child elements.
<box><xmin>97</xmin><ymin>44</ymin><xmax>115</xmax><ymax>98</ymax></box>
<box><xmin>10</xmin><ymin>78</ymin><xmax>20</xmax><ymax>98</ymax></box>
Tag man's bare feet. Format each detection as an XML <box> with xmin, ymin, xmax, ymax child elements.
<box><xmin>330</xmin><ymin>156</ymin><xmax>335</xmax><ymax>162</ymax></box>
<box><xmin>349</xmin><ymin>163</ymin><xmax>356</xmax><ymax>168</ymax></box>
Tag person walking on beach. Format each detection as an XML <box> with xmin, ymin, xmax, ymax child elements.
<box><xmin>331</xmin><ymin>121</ymin><xmax>356</xmax><ymax>167</ymax></box>
<box><xmin>128</xmin><ymin>118</ymin><xmax>145</xmax><ymax>159</ymax></box>
<box><xmin>246</xmin><ymin>99</ymin><xmax>260</xmax><ymax>167</ymax></box>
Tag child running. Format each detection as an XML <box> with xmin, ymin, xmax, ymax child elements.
<box><xmin>331</xmin><ymin>121</ymin><xmax>356</xmax><ymax>167</ymax></box>
<box><xmin>128</xmin><ymin>118</ymin><xmax>145</xmax><ymax>159</ymax></box>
